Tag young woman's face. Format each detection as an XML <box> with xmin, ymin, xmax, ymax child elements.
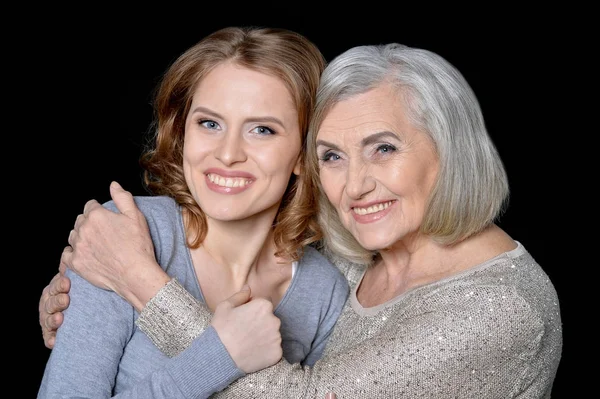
<box><xmin>183</xmin><ymin>62</ymin><xmax>301</xmax><ymax>223</ymax></box>
<box><xmin>316</xmin><ymin>84</ymin><xmax>439</xmax><ymax>250</ymax></box>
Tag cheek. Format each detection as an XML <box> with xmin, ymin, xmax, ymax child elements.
<box><xmin>183</xmin><ymin>133</ymin><xmax>212</xmax><ymax>163</ymax></box>
<box><xmin>258</xmin><ymin>142</ymin><xmax>302</xmax><ymax>174</ymax></box>
<box><xmin>319</xmin><ymin>170</ymin><xmax>342</xmax><ymax>203</ymax></box>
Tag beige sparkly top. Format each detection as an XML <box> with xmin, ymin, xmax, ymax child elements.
<box><xmin>139</xmin><ymin>242</ymin><xmax>563</xmax><ymax>398</ymax></box>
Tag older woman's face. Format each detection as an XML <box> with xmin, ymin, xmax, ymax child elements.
<box><xmin>183</xmin><ymin>62</ymin><xmax>302</xmax><ymax>223</ymax></box>
<box><xmin>316</xmin><ymin>84</ymin><xmax>439</xmax><ymax>250</ymax></box>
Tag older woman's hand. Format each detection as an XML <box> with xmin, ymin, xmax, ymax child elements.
<box><xmin>39</xmin><ymin>268</ymin><xmax>71</xmax><ymax>349</ymax></box>
<box><xmin>63</xmin><ymin>181</ymin><xmax>169</xmax><ymax>312</ymax></box>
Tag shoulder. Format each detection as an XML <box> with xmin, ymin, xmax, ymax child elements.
<box><xmin>421</xmin><ymin>249</ymin><xmax>562</xmax><ymax>353</ymax></box>
<box><xmin>101</xmin><ymin>196</ymin><xmax>183</xmax><ymax>255</ymax></box>
<box><xmin>102</xmin><ymin>196</ymin><xmax>180</xmax><ymax>231</ymax></box>
<box><xmin>298</xmin><ymin>246</ymin><xmax>349</xmax><ymax>291</ymax></box>
<box><xmin>102</xmin><ymin>195</ymin><xmax>178</xmax><ymax>217</ymax></box>
<box><xmin>313</xmin><ymin>245</ymin><xmax>368</xmax><ymax>288</ymax></box>
<box><xmin>299</xmin><ymin>246</ymin><xmax>345</xmax><ymax>279</ymax></box>
<box><xmin>469</xmin><ymin>243</ymin><xmax>561</xmax><ymax>323</ymax></box>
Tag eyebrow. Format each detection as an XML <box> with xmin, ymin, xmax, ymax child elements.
<box><xmin>316</xmin><ymin>131</ymin><xmax>399</xmax><ymax>149</ymax></box>
<box><xmin>361</xmin><ymin>131</ymin><xmax>399</xmax><ymax>146</ymax></box>
<box><xmin>190</xmin><ymin>106</ymin><xmax>286</xmax><ymax>128</ymax></box>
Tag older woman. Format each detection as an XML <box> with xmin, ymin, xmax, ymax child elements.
<box><xmin>39</xmin><ymin>42</ymin><xmax>562</xmax><ymax>398</ymax></box>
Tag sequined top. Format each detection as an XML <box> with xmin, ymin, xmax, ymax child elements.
<box><xmin>137</xmin><ymin>241</ymin><xmax>562</xmax><ymax>398</ymax></box>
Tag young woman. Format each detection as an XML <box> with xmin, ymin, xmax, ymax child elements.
<box><xmin>37</xmin><ymin>27</ymin><xmax>349</xmax><ymax>398</ymax></box>
<box><xmin>40</xmin><ymin>42</ymin><xmax>562</xmax><ymax>398</ymax></box>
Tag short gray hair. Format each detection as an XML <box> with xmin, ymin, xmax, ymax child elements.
<box><xmin>307</xmin><ymin>43</ymin><xmax>509</xmax><ymax>265</ymax></box>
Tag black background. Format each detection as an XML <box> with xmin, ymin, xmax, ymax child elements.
<box><xmin>22</xmin><ymin>7</ymin><xmax>578</xmax><ymax>398</ymax></box>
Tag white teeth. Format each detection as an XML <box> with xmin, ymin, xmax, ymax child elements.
<box><xmin>353</xmin><ymin>201</ymin><xmax>393</xmax><ymax>215</ymax></box>
<box><xmin>207</xmin><ymin>174</ymin><xmax>251</xmax><ymax>188</ymax></box>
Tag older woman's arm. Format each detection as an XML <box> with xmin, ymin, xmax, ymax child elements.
<box><xmin>140</xmin><ymin>271</ymin><xmax>554</xmax><ymax>398</ymax></box>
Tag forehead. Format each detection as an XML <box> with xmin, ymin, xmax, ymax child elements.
<box><xmin>192</xmin><ymin>62</ymin><xmax>296</xmax><ymax>112</ymax></box>
<box><xmin>317</xmin><ymin>84</ymin><xmax>410</xmax><ymax>142</ymax></box>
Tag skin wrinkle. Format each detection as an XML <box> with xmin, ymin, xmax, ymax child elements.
<box><xmin>318</xmin><ymin>86</ymin><xmax>438</xmax><ymax>256</ymax></box>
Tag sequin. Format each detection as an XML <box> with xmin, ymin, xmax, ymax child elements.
<box><xmin>141</xmin><ymin>244</ymin><xmax>562</xmax><ymax>398</ymax></box>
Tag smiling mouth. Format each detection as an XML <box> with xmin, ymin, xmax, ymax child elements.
<box><xmin>352</xmin><ymin>201</ymin><xmax>394</xmax><ymax>215</ymax></box>
<box><xmin>207</xmin><ymin>174</ymin><xmax>253</xmax><ymax>188</ymax></box>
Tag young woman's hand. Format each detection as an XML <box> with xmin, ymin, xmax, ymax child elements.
<box><xmin>211</xmin><ymin>285</ymin><xmax>283</xmax><ymax>373</ymax></box>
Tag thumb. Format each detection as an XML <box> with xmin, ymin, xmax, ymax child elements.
<box><xmin>109</xmin><ymin>181</ymin><xmax>138</xmax><ymax>218</ymax></box>
<box><xmin>223</xmin><ymin>284</ymin><xmax>252</xmax><ymax>309</ymax></box>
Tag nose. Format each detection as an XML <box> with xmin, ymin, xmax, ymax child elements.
<box><xmin>214</xmin><ymin>130</ymin><xmax>247</xmax><ymax>166</ymax></box>
<box><xmin>345</xmin><ymin>158</ymin><xmax>375</xmax><ymax>199</ymax></box>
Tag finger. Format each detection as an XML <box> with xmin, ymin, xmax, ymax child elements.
<box><xmin>42</xmin><ymin>322</ymin><xmax>57</xmax><ymax>349</ymax></box>
<box><xmin>46</xmin><ymin>292</ymin><xmax>70</xmax><ymax>315</ymax></box>
<box><xmin>325</xmin><ymin>393</ymin><xmax>337</xmax><ymax>399</ymax></box>
<box><xmin>39</xmin><ymin>284</ymin><xmax>50</xmax><ymax>319</ymax></box>
<box><xmin>43</xmin><ymin>334</ymin><xmax>56</xmax><ymax>350</ymax></box>
<box><xmin>73</xmin><ymin>213</ymin><xmax>85</xmax><ymax>231</ymax></box>
<box><xmin>44</xmin><ymin>311</ymin><xmax>64</xmax><ymax>331</ymax></box>
<box><xmin>67</xmin><ymin>228</ymin><xmax>76</xmax><ymax>247</ymax></box>
<box><xmin>59</xmin><ymin>246</ymin><xmax>72</xmax><ymax>275</ymax></box>
<box><xmin>82</xmin><ymin>199</ymin><xmax>102</xmax><ymax>216</ymax></box>
<box><xmin>221</xmin><ymin>284</ymin><xmax>252</xmax><ymax>309</ymax></box>
<box><xmin>109</xmin><ymin>181</ymin><xmax>138</xmax><ymax>217</ymax></box>
<box><xmin>48</xmin><ymin>273</ymin><xmax>70</xmax><ymax>296</ymax></box>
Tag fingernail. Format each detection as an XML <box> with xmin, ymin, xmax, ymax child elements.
<box><xmin>325</xmin><ymin>393</ymin><xmax>337</xmax><ymax>399</ymax></box>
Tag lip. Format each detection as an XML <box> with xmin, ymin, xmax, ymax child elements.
<box><xmin>350</xmin><ymin>200</ymin><xmax>395</xmax><ymax>224</ymax></box>
<box><xmin>204</xmin><ymin>168</ymin><xmax>255</xmax><ymax>195</ymax></box>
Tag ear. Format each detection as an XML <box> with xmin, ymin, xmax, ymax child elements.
<box><xmin>293</xmin><ymin>154</ymin><xmax>302</xmax><ymax>176</ymax></box>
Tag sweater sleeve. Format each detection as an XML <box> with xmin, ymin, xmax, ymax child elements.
<box><xmin>38</xmin><ymin>271</ymin><xmax>244</xmax><ymax>399</ymax></box>
<box><xmin>132</xmin><ymin>279</ymin><xmax>553</xmax><ymax>398</ymax></box>
<box><xmin>111</xmin><ymin>327</ymin><xmax>245</xmax><ymax>399</ymax></box>
<box><xmin>211</xmin><ymin>285</ymin><xmax>549</xmax><ymax>398</ymax></box>
<box><xmin>135</xmin><ymin>279</ymin><xmax>211</xmax><ymax>357</ymax></box>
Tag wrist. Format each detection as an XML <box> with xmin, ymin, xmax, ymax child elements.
<box><xmin>119</xmin><ymin>263</ymin><xmax>171</xmax><ymax>312</ymax></box>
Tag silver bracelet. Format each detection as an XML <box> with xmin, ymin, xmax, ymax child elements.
<box><xmin>135</xmin><ymin>278</ymin><xmax>211</xmax><ymax>357</ymax></box>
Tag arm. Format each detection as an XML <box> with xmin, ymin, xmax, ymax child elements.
<box><xmin>39</xmin><ymin>182</ymin><xmax>284</xmax><ymax>397</ymax></box>
<box><xmin>65</xmin><ymin>181</ymin><xmax>169</xmax><ymax>312</ymax></box>
<box><xmin>38</xmin><ymin>269</ymin><xmax>245</xmax><ymax>399</ymax></box>
<box><xmin>40</xmin><ymin>185</ymin><xmax>548</xmax><ymax>397</ymax></box>
<box><xmin>140</xmin><ymin>282</ymin><xmax>551</xmax><ymax>398</ymax></box>
<box><xmin>38</xmin><ymin>181</ymin><xmax>168</xmax><ymax>349</ymax></box>
<box><xmin>38</xmin><ymin>268</ymin><xmax>135</xmax><ymax>397</ymax></box>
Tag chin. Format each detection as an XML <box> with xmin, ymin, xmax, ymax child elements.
<box><xmin>354</xmin><ymin>234</ymin><xmax>393</xmax><ymax>252</ymax></box>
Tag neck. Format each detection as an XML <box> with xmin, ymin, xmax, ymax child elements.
<box><xmin>190</xmin><ymin>206</ymin><xmax>280</xmax><ymax>275</ymax></box>
<box><xmin>359</xmin><ymin>225</ymin><xmax>515</xmax><ymax>305</ymax></box>
<box><xmin>185</xmin><ymin>206</ymin><xmax>293</xmax><ymax>311</ymax></box>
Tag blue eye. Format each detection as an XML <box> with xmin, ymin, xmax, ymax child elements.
<box><xmin>252</xmin><ymin>126</ymin><xmax>276</xmax><ymax>135</ymax></box>
<box><xmin>377</xmin><ymin>144</ymin><xmax>396</xmax><ymax>154</ymax></box>
<box><xmin>320</xmin><ymin>151</ymin><xmax>341</xmax><ymax>162</ymax></box>
<box><xmin>199</xmin><ymin>120</ymin><xmax>220</xmax><ymax>130</ymax></box>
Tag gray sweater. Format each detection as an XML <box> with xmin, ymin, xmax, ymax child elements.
<box><xmin>37</xmin><ymin>196</ymin><xmax>349</xmax><ymax>398</ymax></box>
